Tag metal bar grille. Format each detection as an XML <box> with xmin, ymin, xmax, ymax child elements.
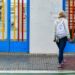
<box><xmin>13</xmin><ymin>0</ymin><xmax>16</xmax><ymax>40</ymax></box>
<box><xmin>68</xmin><ymin>0</ymin><xmax>70</xmax><ymax>30</ymax></box>
<box><xmin>0</xmin><ymin>0</ymin><xmax>5</xmax><ymax>40</ymax></box>
<box><xmin>18</xmin><ymin>0</ymin><xmax>20</xmax><ymax>41</ymax></box>
<box><xmin>72</xmin><ymin>0</ymin><xmax>74</xmax><ymax>39</ymax></box>
<box><xmin>22</xmin><ymin>0</ymin><xmax>24</xmax><ymax>41</ymax></box>
<box><xmin>66</xmin><ymin>0</ymin><xmax>75</xmax><ymax>39</ymax></box>
<box><xmin>11</xmin><ymin>0</ymin><xmax>26</xmax><ymax>41</ymax></box>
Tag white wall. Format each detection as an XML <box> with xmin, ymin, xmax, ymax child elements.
<box><xmin>30</xmin><ymin>0</ymin><xmax>62</xmax><ymax>54</ymax></box>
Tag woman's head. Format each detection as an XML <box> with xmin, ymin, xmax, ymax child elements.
<box><xmin>58</xmin><ymin>11</ymin><xmax>66</xmax><ymax>18</ymax></box>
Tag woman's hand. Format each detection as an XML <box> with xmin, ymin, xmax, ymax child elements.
<box><xmin>68</xmin><ymin>38</ymin><xmax>72</xmax><ymax>42</ymax></box>
<box><xmin>54</xmin><ymin>39</ymin><xmax>56</xmax><ymax>42</ymax></box>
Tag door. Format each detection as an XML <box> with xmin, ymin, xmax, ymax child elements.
<box><xmin>0</xmin><ymin>0</ymin><xmax>30</xmax><ymax>52</ymax></box>
<box><xmin>63</xmin><ymin>0</ymin><xmax>75</xmax><ymax>52</ymax></box>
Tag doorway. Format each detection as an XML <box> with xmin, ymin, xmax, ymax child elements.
<box><xmin>0</xmin><ymin>0</ymin><xmax>30</xmax><ymax>52</ymax></box>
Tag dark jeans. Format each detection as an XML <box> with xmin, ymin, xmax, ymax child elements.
<box><xmin>56</xmin><ymin>36</ymin><xmax>67</xmax><ymax>64</ymax></box>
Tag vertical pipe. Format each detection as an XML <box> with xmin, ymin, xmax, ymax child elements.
<box><xmin>2</xmin><ymin>0</ymin><xmax>5</xmax><ymax>40</ymax></box>
<box><xmin>22</xmin><ymin>0</ymin><xmax>24</xmax><ymax>41</ymax></box>
<box><xmin>18</xmin><ymin>0</ymin><xmax>20</xmax><ymax>41</ymax></box>
<box><xmin>72</xmin><ymin>0</ymin><xmax>74</xmax><ymax>39</ymax></box>
<box><xmin>14</xmin><ymin>0</ymin><xmax>16</xmax><ymax>40</ymax></box>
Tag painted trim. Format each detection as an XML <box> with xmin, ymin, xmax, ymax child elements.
<box><xmin>27</xmin><ymin>0</ymin><xmax>30</xmax><ymax>53</ymax></box>
<box><xmin>18</xmin><ymin>0</ymin><xmax>20</xmax><ymax>41</ymax></box>
<box><xmin>7</xmin><ymin>0</ymin><xmax>11</xmax><ymax>52</ymax></box>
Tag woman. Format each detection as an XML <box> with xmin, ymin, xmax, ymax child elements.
<box><xmin>54</xmin><ymin>11</ymin><xmax>71</xmax><ymax>68</ymax></box>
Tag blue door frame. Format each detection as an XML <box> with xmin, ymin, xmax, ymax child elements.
<box><xmin>0</xmin><ymin>0</ymin><xmax>30</xmax><ymax>53</ymax></box>
<box><xmin>63</xmin><ymin>0</ymin><xmax>75</xmax><ymax>52</ymax></box>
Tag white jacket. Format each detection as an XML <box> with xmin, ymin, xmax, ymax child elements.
<box><xmin>54</xmin><ymin>18</ymin><xmax>70</xmax><ymax>39</ymax></box>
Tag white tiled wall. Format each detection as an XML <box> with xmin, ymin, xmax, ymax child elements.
<box><xmin>30</xmin><ymin>0</ymin><xmax>62</xmax><ymax>54</ymax></box>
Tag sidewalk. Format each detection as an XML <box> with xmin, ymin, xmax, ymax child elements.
<box><xmin>0</xmin><ymin>53</ymin><xmax>74</xmax><ymax>70</ymax></box>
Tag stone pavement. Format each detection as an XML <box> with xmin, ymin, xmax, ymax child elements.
<box><xmin>0</xmin><ymin>53</ymin><xmax>74</xmax><ymax>70</ymax></box>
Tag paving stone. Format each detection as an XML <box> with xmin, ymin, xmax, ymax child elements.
<box><xmin>0</xmin><ymin>54</ymin><xmax>74</xmax><ymax>70</ymax></box>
